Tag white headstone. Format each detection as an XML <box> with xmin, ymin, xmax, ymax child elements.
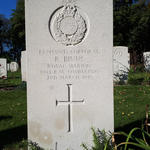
<box><xmin>26</xmin><ymin>0</ymin><xmax>113</xmax><ymax>149</ymax></box>
<box><xmin>113</xmin><ymin>46</ymin><xmax>130</xmax><ymax>82</ymax></box>
<box><xmin>0</xmin><ymin>58</ymin><xmax>7</xmax><ymax>79</ymax></box>
<box><xmin>143</xmin><ymin>52</ymin><xmax>150</xmax><ymax>71</ymax></box>
<box><xmin>7</xmin><ymin>64</ymin><xmax>10</xmax><ymax>71</ymax></box>
<box><xmin>21</xmin><ymin>51</ymin><xmax>27</xmax><ymax>81</ymax></box>
<box><xmin>10</xmin><ymin>62</ymin><xmax>19</xmax><ymax>72</ymax></box>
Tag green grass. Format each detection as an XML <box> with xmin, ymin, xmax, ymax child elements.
<box><xmin>0</xmin><ymin>87</ymin><xmax>27</xmax><ymax>149</ymax></box>
<box><xmin>0</xmin><ymin>71</ymin><xmax>27</xmax><ymax>149</ymax></box>
<box><xmin>0</xmin><ymin>88</ymin><xmax>27</xmax><ymax>131</ymax></box>
<box><xmin>0</xmin><ymin>70</ymin><xmax>22</xmax><ymax>88</ymax></box>
<box><xmin>114</xmin><ymin>85</ymin><xmax>150</xmax><ymax>130</ymax></box>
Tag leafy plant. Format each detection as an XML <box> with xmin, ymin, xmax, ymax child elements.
<box><xmin>128</xmin><ymin>70</ymin><xmax>150</xmax><ymax>85</ymax></box>
<box><xmin>82</xmin><ymin>128</ymin><xmax>113</xmax><ymax>150</ymax></box>
<box><xmin>28</xmin><ymin>141</ymin><xmax>44</xmax><ymax>150</ymax></box>
<box><xmin>115</xmin><ymin>127</ymin><xmax>150</xmax><ymax>150</ymax></box>
<box><xmin>115</xmin><ymin>104</ymin><xmax>150</xmax><ymax>150</ymax></box>
<box><xmin>82</xmin><ymin>104</ymin><xmax>150</xmax><ymax>150</ymax></box>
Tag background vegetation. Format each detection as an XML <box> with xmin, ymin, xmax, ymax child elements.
<box><xmin>0</xmin><ymin>0</ymin><xmax>25</xmax><ymax>64</ymax></box>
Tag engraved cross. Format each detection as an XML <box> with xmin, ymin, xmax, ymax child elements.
<box><xmin>56</xmin><ymin>84</ymin><xmax>85</xmax><ymax>132</ymax></box>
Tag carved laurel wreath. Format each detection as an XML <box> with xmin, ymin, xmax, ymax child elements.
<box><xmin>52</xmin><ymin>4</ymin><xmax>87</xmax><ymax>46</ymax></box>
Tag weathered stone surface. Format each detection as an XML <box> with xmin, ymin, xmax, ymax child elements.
<box><xmin>0</xmin><ymin>58</ymin><xmax>7</xmax><ymax>78</ymax></box>
<box><xmin>10</xmin><ymin>62</ymin><xmax>19</xmax><ymax>72</ymax></box>
<box><xmin>113</xmin><ymin>46</ymin><xmax>130</xmax><ymax>82</ymax></box>
<box><xmin>25</xmin><ymin>0</ymin><xmax>113</xmax><ymax>149</ymax></box>
<box><xmin>21</xmin><ymin>51</ymin><xmax>27</xmax><ymax>81</ymax></box>
<box><xmin>144</xmin><ymin>52</ymin><xmax>150</xmax><ymax>71</ymax></box>
<box><xmin>7</xmin><ymin>64</ymin><xmax>10</xmax><ymax>71</ymax></box>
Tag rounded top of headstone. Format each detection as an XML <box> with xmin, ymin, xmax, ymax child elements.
<box><xmin>144</xmin><ymin>52</ymin><xmax>150</xmax><ymax>55</ymax></box>
<box><xmin>10</xmin><ymin>62</ymin><xmax>19</xmax><ymax>72</ymax></box>
<box><xmin>113</xmin><ymin>46</ymin><xmax>129</xmax><ymax>59</ymax></box>
<box><xmin>0</xmin><ymin>58</ymin><xmax>7</xmax><ymax>61</ymax></box>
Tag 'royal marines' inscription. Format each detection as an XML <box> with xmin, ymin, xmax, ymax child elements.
<box><xmin>37</xmin><ymin>48</ymin><xmax>102</xmax><ymax>80</ymax></box>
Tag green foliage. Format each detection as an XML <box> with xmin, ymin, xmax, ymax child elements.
<box><xmin>82</xmin><ymin>126</ymin><xmax>150</xmax><ymax>150</ymax></box>
<box><xmin>133</xmin><ymin>65</ymin><xmax>145</xmax><ymax>72</ymax></box>
<box><xmin>3</xmin><ymin>140</ymin><xmax>44</xmax><ymax>150</ymax></box>
<box><xmin>0</xmin><ymin>52</ymin><xmax>13</xmax><ymax>63</ymax></box>
<box><xmin>116</xmin><ymin>127</ymin><xmax>150</xmax><ymax>150</ymax></box>
<box><xmin>114</xmin><ymin>0</ymin><xmax>150</xmax><ymax>49</ymax></box>
<box><xmin>82</xmin><ymin>128</ymin><xmax>113</xmax><ymax>150</ymax></box>
<box><xmin>128</xmin><ymin>70</ymin><xmax>150</xmax><ymax>85</ymax></box>
<box><xmin>0</xmin><ymin>0</ymin><xmax>25</xmax><ymax>61</ymax></box>
<box><xmin>114</xmin><ymin>0</ymin><xmax>134</xmax><ymax>11</ymax></box>
<box><xmin>28</xmin><ymin>141</ymin><xmax>44</xmax><ymax>150</ymax></box>
<box><xmin>82</xmin><ymin>127</ymin><xmax>150</xmax><ymax>150</ymax></box>
<box><xmin>128</xmin><ymin>72</ymin><xmax>144</xmax><ymax>85</ymax></box>
<box><xmin>10</xmin><ymin>0</ymin><xmax>25</xmax><ymax>62</ymax></box>
<box><xmin>114</xmin><ymin>0</ymin><xmax>150</xmax><ymax>65</ymax></box>
<box><xmin>0</xmin><ymin>15</ymin><xmax>11</xmax><ymax>56</ymax></box>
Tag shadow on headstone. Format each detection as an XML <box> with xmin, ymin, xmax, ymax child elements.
<box><xmin>0</xmin><ymin>125</ymin><xmax>27</xmax><ymax>149</ymax></box>
<box><xmin>114</xmin><ymin>68</ymin><xmax>129</xmax><ymax>84</ymax></box>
